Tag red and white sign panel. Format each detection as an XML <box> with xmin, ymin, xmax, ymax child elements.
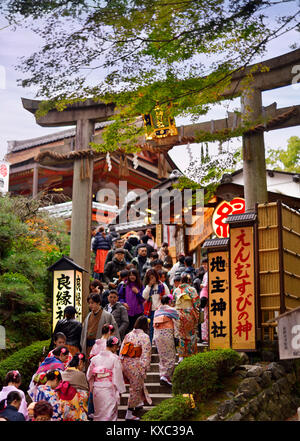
<box><xmin>0</xmin><ymin>161</ymin><xmax>9</xmax><ymax>193</ymax></box>
<box><xmin>212</xmin><ymin>198</ymin><xmax>245</xmax><ymax>238</ymax></box>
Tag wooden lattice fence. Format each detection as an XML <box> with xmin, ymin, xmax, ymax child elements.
<box><xmin>257</xmin><ymin>201</ymin><xmax>300</xmax><ymax>340</ymax></box>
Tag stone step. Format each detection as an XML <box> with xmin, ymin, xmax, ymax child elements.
<box><xmin>120</xmin><ymin>393</ymin><xmax>173</xmax><ymax>406</ymax></box>
<box><xmin>149</xmin><ymin>362</ymin><xmax>178</xmax><ymax>372</ymax></box>
<box><xmin>118</xmin><ymin>405</ymin><xmax>154</xmax><ymax>419</ymax></box>
<box><xmin>146</xmin><ymin>372</ymin><xmax>161</xmax><ymax>382</ymax></box>
<box><xmin>149</xmin><ymin>363</ymin><xmax>160</xmax><ymax>373</ymax></box>
<box><xmin>125</xmin><ymin>382</ymin><xmax>172</xmax><ymax>394</ymax></box>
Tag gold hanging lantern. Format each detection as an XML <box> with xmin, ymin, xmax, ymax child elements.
<box><xmin>143</xmin><ymin>104</ymin><xmax>178</xmax><ymax>140</ymax></box>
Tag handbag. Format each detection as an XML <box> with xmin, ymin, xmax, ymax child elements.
<box><xmin>143</xmin><ymin>299</ymin><xmax>152</xmax><ymax>316</ymax></box>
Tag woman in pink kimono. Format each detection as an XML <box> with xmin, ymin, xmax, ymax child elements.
<box><xmin>87</xmin><ymin>336</ymin><xmax>125</xmax><ymax>421</ymax></box>
<box><xmin>120</xmin><ymin>316</ymin><xmax>152</xmax><ymax>421</ymax></box>
<box><xmin>0</xmin><ymin>371</ymin><xmax>28</xmax><ymax>420</ymax></box>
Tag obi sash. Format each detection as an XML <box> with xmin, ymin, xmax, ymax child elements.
<box><xmin>121</xmin><ymin>342</ymin><xmax>142</xmax><ymax>358</ymax></box>
<box><xmin>153</xmin><ymin>315</ymin><xmax>174</xmax><ymax>330</ymax></box>
<box><xmin>176</xmin><ymin>292</ymin><xmax>193</xmax><ymax>309</ymax></box>
<box><xmin>92</xmin><ymin>367</ymin><xmax>113</xmax><ymax>383</ymax></box>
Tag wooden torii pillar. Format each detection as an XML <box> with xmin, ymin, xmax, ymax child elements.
<box><xmin>22</xmin><ymin>98</ymin><xmax>116</xmax><ymax>320</ymax></box>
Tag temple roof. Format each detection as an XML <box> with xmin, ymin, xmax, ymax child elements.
<box><xmin>7</xmin><ymin>121</ymin><xmax>111</xmax><ymax>153</ymax></box>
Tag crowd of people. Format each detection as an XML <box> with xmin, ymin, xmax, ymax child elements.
<box><xmin>0</xmin><ymin>227</ymin><xmax>209</xmax><ymax>422</ymax></box>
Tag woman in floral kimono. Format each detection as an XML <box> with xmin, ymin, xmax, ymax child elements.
<box><xmin>35</xmin><ymin>370</ymin><xmax>62</xmax><ymax>421</ymax></box>
<box><xmin>60</xmin><ymin>352</ymin><xmax>89</xmax><ymax>421</ymax></box>
<box><xmin>120</xmin><ymin>316</ymin><xmax>152</xmax><ymax>421</ymax></box>
<box><xmin>173</xmin><ymin>274</ymin><xmax>200</xmax><ymax>362</ymax></box>
<box><xmin>28</xmin><ymin>346</ymin><xmax>70</xmax><ymax>401</ymax></box>
<box><xmin>87</xmin><ymin>336</ymin><xmax>125</xmax><ymax>421</ymax></box>
<box><xmin>153</xmin><ymin>295</ymin><xmax>179</xmax><ymax>387</ymax></box>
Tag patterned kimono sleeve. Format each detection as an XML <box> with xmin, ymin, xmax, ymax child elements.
<box><xmin>119</xmin><ymin>333</ymin><xmax>129</xmax><ymax>361</ymax></box>
<box><xmin>140</xmin><ymin>334</ymin><xmax>151</xmax><ymax>373</ymax></box>
<box><xmin>35</xmin><ymin>388</ymin><xmax>46</xmax><ymax>402</ymax></box>
<box><xmin>86</xmin><ymin>360</ymin><xmax>94</xmax><ymax>383</ymax></box>
<box><xmin>113</xmin><ymin>357</ymin><xmax>126</xmax><ymax>395</ymax></box>
<box><xmin>190</xmin><ymin>287</ymin><xmax>200</xmax><ymax>314</ymax></box>
<box><xmin>173</xmin><ymin>318</ymin><xmax>180</xmax><ymax>339</ymax></box>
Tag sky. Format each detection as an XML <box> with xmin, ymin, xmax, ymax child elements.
<box><xmin>0</xmin><ymin>4</ymin><xmax>299</xmax><ymax>173</ymax></box>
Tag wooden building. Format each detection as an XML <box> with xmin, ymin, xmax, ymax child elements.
<box><xmin>5</xmin><ymin>122</ymin><xmax>177</xmax><ymax>204</ymax></box>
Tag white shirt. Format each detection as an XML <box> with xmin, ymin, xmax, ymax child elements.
<box><xmin>143</xmin><ymin>283</ymin><xmax>170</xmax><ymax>311</ymax></box>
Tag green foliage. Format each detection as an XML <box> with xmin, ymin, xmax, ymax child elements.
<box><xmin>0</xmin><ymin>199</ymin><xmax>28</xmax><ymax>259</ymax></box>
<box><xmin>0</xmin><ymin>272</ymin><xmax>44</xmax><ymax>317</ymax></box>
<box><xmin>172</xmin><ymin>349</ymin><xmax>240</xmax><ymax>400</ymax></box>
<box><xmin>0</xmin><ymin>340</ymin><xmax>50</xmax><ymax>392</ymax></box>
<box><xmin>10</xmin><ymin>312</ymin><xmax>52</xmax><ymax>341</ymax></box>
<box><xmin>142</xmin><ymin>395</ymin><xmax>197</xmax><ymax>421</ymax></box>
<box><xmin>266</xmin><ymin>136</ymin><xmax>300</xmax><ymax>173</ymax></box>
<box><xmin>0</xmin><ymin>194</ymin><xmax>70</xmax><ymax>355</ymax></box>
<box><xmin>173</xmin><ymin>176</ymin><xmax>218</xmax><ymax>206</ymax></box>
<box><xmin>1</xmin><ymin>0</ymin><xmax>298</xmax><ymax>132</ymax></box>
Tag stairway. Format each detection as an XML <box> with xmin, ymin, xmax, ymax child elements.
<box><xmin>118</xmin><ymin>342</ymin><xmax>207</xmax><ymax>420</ymax></box>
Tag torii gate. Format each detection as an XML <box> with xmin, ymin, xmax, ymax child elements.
<box><xmin>22</xmin><ymin>98</ymin><xmax>116</xmax><ymax>319</ymax></box>
<box><xmin>22</xmin><ymin>48</ymin><xmax>300</xmax><ymax>319</ymax></box>
<box><xmin>141</xmin><ymin>48</ymin><xmax>300</xmax><ymax>211</ymax></box>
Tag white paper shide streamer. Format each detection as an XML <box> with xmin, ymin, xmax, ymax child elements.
<box><xmin>184</xmin><ymin>145</ymin><xmax>239</xmax><ymax>186</ymax></box>
<box><xmin>106</xmin><ymin>152</ymin><xmax>112</xmax><ymax>171</ymax></box>
<box><xmin>133</xmin><ymin>152</ymin><xmax>139</xmax><ymax>169</ymax></box>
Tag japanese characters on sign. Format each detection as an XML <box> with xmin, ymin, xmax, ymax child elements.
<box><xmin>208</xmin><ymin>251</ymin><xmax>230</xmax><ymax>349</ymax></box>
<box><xmin>75</xmin><ymin>271</ymin><xmax>83</xmax><ymax>323</ymax></box>
<box><xmin>53</xmin><ymin>270</ymin><xmax>75</xmax><ymax>331</ymax></box>
<box><xmin>212</xmin><ymin>198</ymin><xmax>245</xmax><ymax>238</ymax></box>
<box><xmin>230</xmin><ymin>226</ymin><xmax>256</xmax><ymax>350</ymax></box>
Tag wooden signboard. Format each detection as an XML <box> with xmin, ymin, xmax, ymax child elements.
<box><xmin>53</xmin><ymin>270</ymin><xmax>75</xmax><ymax>331</ymax></box>
<box><xmin>277</xmin><ymin>308</ymin><xmax>300</xmax><ymax>359</ymax></box>
<box><xmin>75</xmin><ymin>271</ymin><xmax>83</xmax><ymax>323</ymax></box>
<box><xmin>230</xmin><ymin>226</ymin><xmax>256</xmax><ymax>350</ymax></box>
<box><xmin>156</xmin><ymin>224</ymin><xmax>162</xmax><ymax>248</ymax></box>
<box><xmin>208</xmin><ymin>251</ymin><xmax>231</xmax><ymax>349</ymax></box>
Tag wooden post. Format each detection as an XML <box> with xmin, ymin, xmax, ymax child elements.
<box><xmin>32</xmin><ymin>163</ymin><xmax>39</xmax><ymax>198</ymax></box>
<box><xmin>70</xmin><ymin>119</ymin><xmax>94</xmax><ymax>321</ymax></box>
<box><xmin>241</xmin><ymin>89</ymin><xmax>268</xmax><ymax>211</ymax></box>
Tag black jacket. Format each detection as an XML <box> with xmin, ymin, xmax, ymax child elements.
<box><xmin>104</xmin><ymin>257</ymin><xmax>127</xmax><ymax>284</ymax></box>
<box><xmin>0</xmin><ymin>405</ymin><xmax>25</xmax><ymax>421</ymax></box>
<box><xmin>134</xmin><ymin>243</ymin><xmax>154</xmax><ymax>257</ymax></box>
<box><xmin>131</xmin><ymin>256</ymin><xmax>150</xmax><ymax>279</ymax></box>
<box><xmin>50</xmin><ymin>318</ymin><xmax>82</xmax><ymax>350</ymax></box>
